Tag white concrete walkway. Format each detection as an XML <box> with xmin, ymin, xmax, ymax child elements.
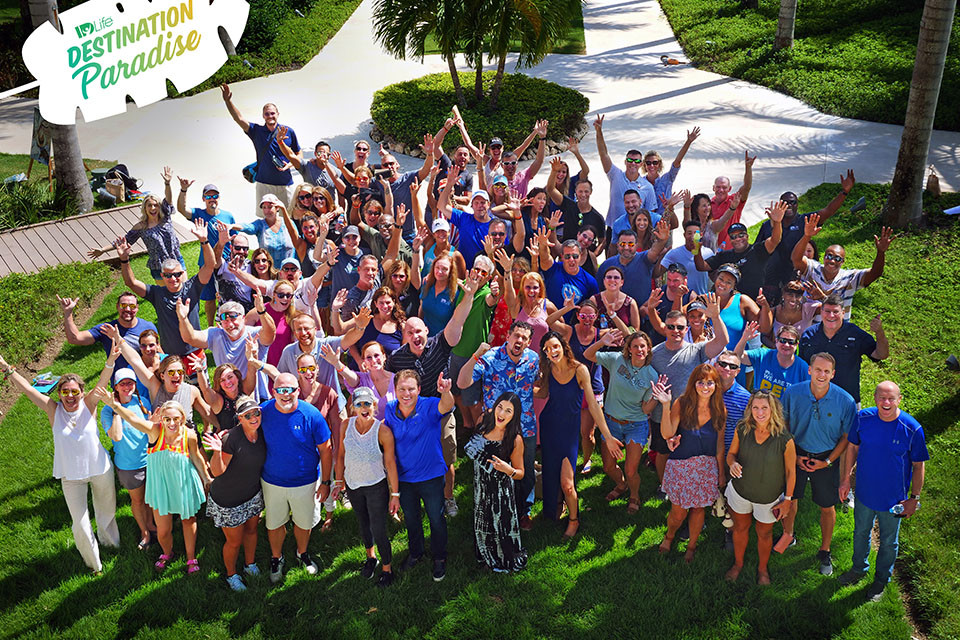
<box><xmin>0</xmin><ymin>0</ymin><xmax>958</xmax><ymax>226</ymax></box>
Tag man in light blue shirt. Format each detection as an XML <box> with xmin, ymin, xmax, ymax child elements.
<box><xmin>777</xmin><ymin>352</ymin><xmax>857</xmax><ymax>576</ymax></box>
<box><xmin>594</xmin><ymin>115</ymin><xmax>657</xmax><ymax>224</ymax></box>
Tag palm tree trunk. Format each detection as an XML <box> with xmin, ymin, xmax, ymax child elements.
<box><xmin>446</xmin><ymin>56</ymin><xmax>466</xmax><ymax>107</ymax></box>
<box><xmin>28</xmin><ymin>0</ymin><xmax>94</xmax><ymax>213</ymax></box>
<box><xmin>773</xmin><ymin>0</ymin><xmax>798</xmax><ymax>51</ymax></box>
<box><xmin>489</xmin><ymin>52</ymin><xmax>508</xmax><ymax>110</ymax></box>
<box><xmin>218</xmin><ymin>26</ymin><xmax>237</xmax><ymax>57</ymax></box>
<box><xmin>474</xmin><ymin>59</ymin><xmax>484</xmax><ymax>103</ymax></box>
<box><xmin>883</xmin><ymin>0</ymin><xmax>956</xmax><ymax>228</ymax></box>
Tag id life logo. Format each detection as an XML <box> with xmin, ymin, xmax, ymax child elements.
<box><xmin>74</xmin><ymin>16</ymin><xmax>113</xmax><ymax>38</ymax></box>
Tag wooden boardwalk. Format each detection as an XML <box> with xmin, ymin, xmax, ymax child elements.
<box><xmin>0</xmin><ymin>204</ymin><xmax>194</xmax><ymax>276</ymax></box>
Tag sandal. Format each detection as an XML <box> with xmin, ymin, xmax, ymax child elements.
<box><xmin>605</xmin><ymin>485</ymin><xmax>628</xmax><ymax>502</ymax></box>
<box><xmin>562</xmin><ymin>517</ymin><xmax>580</xmax><ymax>540</ymax></box>
<box><xmin>155</xmin><ymin>553</ymin><xmax>172</xmax><ymax>572</ymax></box>
<box><xmin>137</xmin><ymin>536</ymin><xmax>152</xmax><ymax>551</ymax></box>
<box><xmin>186</xmin><ymin>559</ymin><xmax>200</xmax><ymax>574</ymax></box>
<box><xmin>627</xmin><ymin>497</ymin><xmax>641</xmax><ymax>515</ymax></box>
<box><xmin>581</xmin><ymin>460</ymin><xmax>592</xmax><ymax>474</ymax></box>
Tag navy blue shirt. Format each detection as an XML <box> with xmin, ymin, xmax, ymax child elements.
<box><xmin>247</xmin><ymin>123</ymin><xmax>299</xmax><ymax>186</ymax></box>
<box><xmin>543</xmin><ymin>262</ymin><xmax>598</xmax><ymax>320</ymax></box>
<box><xmin>598</xmin><ymin>252</ymin><xmax>657</xmax><ymax>307</ymax></box>
<box><xmin>799</xmin><ymin>321</ymin><xmax>878</xmax><ymax>402</ymax></box>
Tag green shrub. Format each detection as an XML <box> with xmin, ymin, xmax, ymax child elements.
<box><xmin>237</xmin><ymin>0</ymin><xmax>289</xmax><ymax>54</ymax></box>
<box><xmin>371</xmin><ymin>72</ymin><xmax>590</xmax><ymax>152</ymax></box>
<box><xmin>0</xmin><ymin>180</ymin><xmax>80</xmax><ymax>231</ymax></box>
<box><xmin>0</xmin><ymin>262</ymin><xmax>113</xmax><ymax>367</ymax></box>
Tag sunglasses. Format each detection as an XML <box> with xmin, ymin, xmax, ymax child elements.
<box><xmin>298</xmin><ymin>193</ymin><xmax>314</xmax><ymax>200</ymax></box>
<box><xmin>604</xmin><ymin>274</ymin><xmax>622</xmax><ymax>279</ymax></box>
<box><xmin>644</xmin><ymin>160</ymin><xmax>660</xmax><ymax>166</ymax></box>
<box><xmin>664</xmin><ymin>324</ymin><xmax>686</xmax><ymax>331</ymax></box>
<box><xmin>618</xmin><ymin>242</ymin><xmax>635</xmax><ymax>248</ymax></box>
<box><xmin>502</xmin><ymin>161</ymin><xmax>517</xmax><ymax>166</ymax></box>
<box><xmin>275</xmin><ymin>292</ymin><xmax>293</xmax><ymax>300</ymax></box>
<box><xmin>240</xmin><ymin>409</ymin><xmax>262</xmax><ymax>418</ymax></box>
<box><xmin>233</xmin><ymin>244</ymin><xmax>249</xmax><ymax>252</ymax></box>
<box><xmin>354</xmin><ymin>401</ymin><xmax>373</xmax><ymax>408</ymax></box>
<box><xmin>355</xmin><ymin>147</ymin><xmax>369</xmax><ymax>153</ymax></box>
<box><xmin>824</xmin><ymin>253</ymin><xmax>845</xmax><ymax>263</ymax></box>
<box><xmin>165</xmin><ymin>370</ymin><xmax>185</xmax><ymax>378</ymax></box>
<box><xmin>118</xmin><ymin>303</ymin><xmax>137</xmax><ymax>310</ymax></box>
<box><xmin>161</xmin><ymin>416</ymin><xmax>182</xmax><ymax>425</ymax></box>
<box><xmin>729</xmin><ymin>232</ymin><xmax>748</xmax><ymax>239</ymax></box>
<box><xmin>696</xmin><ymin>379</ymin><xmax>716</xmax><ymax>387</ymax></box>
<box><xmin>578</xmin><ymin>313</ymin><xmax>596</xmax><ymax>320</ymax></box>
<box><xmin>297</xmin><ymin>365</ymin><xmax>317</xmax><ymax>374</ymax></box>
<box><xmin>59</xmin><ymin>388</ymin><xmax>82</xmax><ymax>397</ymax></box>
<box><xmin>203</xmin><ymin>194</ymin><xmax>219</xmax><ymax>201</ymax></box>
<box><xmin>777</xmin><ymin>337</ymin><xmax>798</xmax><ymax>346</ymax></box>
<box><xmin>275</xmin><ymin>386</ymin><xmax>297</xmax><ymax>395</ymax></box>
<box><xmin>563</xmin><ymin>254</ymin><xmax>580</xmax><ymax>260</ymax></box>
<box><xmin>253</xmin><ymin>258</ymin><xmax>270</xmax><ymax>264</ymax></box>
<box><xmin>162</xmin><ymin>271</ymin><xmax>184</xmax><ymax>279</ymax></box>
<box><xmin>218</xmin><ymin>312</ymin><xmax>242</xmax><ymax>321</ymax></box>
<box><xmin>782</xmin><ymin>199</ymin><xmax>798</xmax><ymax>206</ymax></box>
<box><xmin>282</xmin><ymin>267</ymin><xmax>301</xmax><ymax>274</ymax></box>
<box><xmin>624</xmin><ymin>158</ymin><xmax>643</xmax><ymax>164</ymax></box>
<box><xmin>716</xmin><ymin>361</ymin><xmax>740</xmax><ymax>370</ymax></box>
<box><xmin>492</xmin><ymin>184</ymin><xmax>507</xmax><ymax>190</ymax></box>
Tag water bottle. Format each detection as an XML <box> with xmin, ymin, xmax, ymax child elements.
<box><xmin>889</xmin><ymin>503</ymin><xmax>906</xmax><ymax>516</ymax></box>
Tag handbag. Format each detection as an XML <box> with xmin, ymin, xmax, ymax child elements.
<box><xmin>242</xmin><ymin>161</ymin><xmax>257</xmax><ymax>184</ymax></box>
<box><xmin>104</xmin><ymin>178</ymin><xmax>125</xmax><ymax>203</ymax></box>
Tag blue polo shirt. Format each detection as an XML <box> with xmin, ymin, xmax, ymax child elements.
<box><xmin>799</xmin><ymin>321</ymin><xmax>877</xmax><ymax>402</ymax></box>
<box><xmin>780</xmin><ymin>382</ymin><xmax>856</xmax><ymax>454</ymax></box>
<box><xmin>449</xmin><ymin>208</ymin><xmax>491</xmax><ymax>268</ymax></box>
<box><xmin>247</xmin><ymin>122</ymin><xmax>299</xmax><ymax>186</ymax></box>
<box><xmin>260</xmin><ymin>399</ymin><xmax>330</xmax><ymax>487</ymax></box>
<box><xmin>848</xmin><ymin>408</ymin><xmax>928</xmax><ymax>511</ymax></box>
<box><xmin>598</xmin><ymin>252</ymin><xmax>657</xmax><ymax>306</ymax></box>
<box><xmin>746</xmin><ymin>348</ymin><xmax>810</xmax><ymax>398</ymax></box>
<box><xmin>385</xmin><ymin>396</ymin><xmax>449</xmax><ymax>483</ymax></box>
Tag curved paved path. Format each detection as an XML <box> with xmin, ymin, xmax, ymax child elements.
<box><xmin>0</xmin><ymin>0</ymin><xmax>957</xmax><ymax>226</ymax></box>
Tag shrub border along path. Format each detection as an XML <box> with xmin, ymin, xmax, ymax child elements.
<box><xmin>1</xmin><ymin>188</ymin><xmax>959</xmax><ymax>638</ymax></box>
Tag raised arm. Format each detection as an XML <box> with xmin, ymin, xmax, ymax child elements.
<box><xmin>672</xmin><ymin>127</ymin><xmax>700</xmax><ymax>167</ymax></box>
<box><xmin>0</xmin><ymin>354</ymin><xmax>57</xmax><ymax>419</ymax></box>
<box><xmin>583</xmin><ymin>330</ymin><xmax>620</xmax><ymax>362</ymax></box>
<box><xmin>870</xmin><ymin>314</ymin><xmax>889</xmax><ymax>360</ymax></box>
<box><xmin>493</xmin><ymin>250</ymin><xmax>519</xmax><ymax>318</ymax></box>
<box><xmin>525</xmin><ymin>119</ymin><xmax>548</xmax><ymax>178</ymax></box>
<box><xmin>511</xmin><ymin>123</ymin><xmax>540</xmax><ymax>160</ymax></box>
<box><xmin>177</xmin><ymin>297</ymin><xmax>209</xmax><ymax>349</ymax></box>
<box><xmin>275</xmin><ymin>125</ymin><xmax>304</xmax><ymax>170</ymax></box>
<box><xmin>442</xmin><ymin>272</ymin><xmax>480</xmax><ymax>348</ymax></box>
<box><xmin>792</xmin><ymin>213</ymin><xmax>821</xmax><ymax>272</ymax></box>
<box><xmin>436</xmin><ymin>164</ymin><xmax>459</xmax><ymax>219</ymax></box>
<box><xmin>763</xmin><ymin>200</ymin><xmax>786</xmax><ymax>254</ymax></box>
<box><xmin>646</xmin><ymin>219</ymin><xmax>671</xmax><ymax>264</ymax></box>
<box><xmin>703</xmin><ymin>292</ymin><xmax>730</xmax><ymax>359</ymax></box>
<box><xmin>220</xmin><ymin>84</ymin><xmax>250</xmax><ymax>132</ymax></box>
<box><xmin>86</xmin><ymin>338</ymin><xmax>123</xmax><ymax>413</ymax></box>
<box><xmin>593</xmin><ymin>114</ymin><xmax>613</xmax><ymax>175</ymax></box>
<box><xmin>645</xmin><ymin>289</ymin><xmax>667</xmax><ymax>336</ymax></box>
<box><xmin>567</xmin><ymin>135</ymin><xmax>590</xmax><ymax>182</ymax></box>
<box><xmin>816</xmin><ymin>170</ymin><xmax>855</xmax><ymax>224</ymax></box>
<box><xmin>437</xmin><ymin>372</ymin><xmax>456</xmax><ymax>414</ymax></box>
<box><xmin>319</xmin><ymin>343</ymin><xmax>360</xmax><ymax>388</ymax></box>
<box><xmin>116</xmin><ymin>239</ymin><xmax>148</xmax><ymax>297</ymax></box>
<box><xmin>175</xmin><ymin>172</ymin><xmax>196</xmax><ymax>217</ymax></box>
<box><xmin>281</xmin><ymin>202</ymin><xmax>308</xmax><ymax>258</ymax></box>
<box><xmin>57</xmin><ymin>296</ymin><xmax>96</xmax><ymax>346</ymax></box>
<box><xmin>93</xmin><ymin>386</ymin><xmax>158</xmax><ymax>437</ymax></box>
<box><xmin>99</xmin><ymin>323</ymin><xmax>160</xmax><ymax>398</ymax></box>
<box><xmin>545</xmin><ymin>156</ymin><xmax>565</xmax><ymax>205</ymax></box>
<box><xmin>187</xmin><ymin>352</ymin><xmax>221</xmax><ymax>409</ymax></box>
<box><xmin>738</xmin><ymin>150</ymin><xmax>756</xmax><ymax>201</ymax></box>
<box><xmin>862</xmin><ymin>227</ymin><xmax>892</xmax><ymax>287</ymax></box>
<box><xmin>457</xmin><ymin>343</ymin><xmax>489</xmax><ymax>390</ymax></box>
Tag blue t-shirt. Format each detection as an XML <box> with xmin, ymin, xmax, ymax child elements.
<box><xmin>100</xmin><ymin>395</ymin><xmax>152</xmax><ymax>471</ymax></box>
<box><xmin>722</xmin><ymin>382</ymin><xmax>751</xmax><ymax>453</ymax></box>
<box><xmin>543</xmin><ymin>262</ymin><xmax>598</xmax><ymax>318</ymax></box>
<box><xmin>260</xmin><ymin>399</ymin><xmax>330</xmax><ymax>487</ymax></box>
<box><xmin>799</xmin><ymin>321</ymin><xmax>877</xmax><ymax>402</ymax></box>
<box><xmin>598</xmin><ymin>252</ymin><xmax>656</xmax><ymax>307</ymax></box>
<box><xmin>88</xmin><ymin>318</ymin><xmax>158</xmax><ymax>372</ymax></box>
<box><xmin>848</xmin><ymin>408</ymin><xmax>929</xmax><ymax>511</ymax></box>
<box><xmin>780</xmin><ymin>382</ymin><xmax>856</xmax><ymax>454</ymax></box>
<box><xmin>247</xmin><ymin>122</ymin><xmax>299</xmax><ymax>186</ymax></box>
<box><xmin>746</xmin><ymin>349</ymin><xmax>810</xmax><ymax>398</ymax></box>
<box><xmin>420</xmin><ymin>285</ymin><xmax>458</xmax><ymax>336</ymax></box>
<box><xmin>190</xmin><ymin>208</ymin><xmax>236</xmax><ymax>268</ymax></box>
<box><xmin>449</xmin><ymin>208</ymin><xmax>491</xmax><ymax>268</ymax></box>
<box><xmin>385</xmin><ymin>396</ymin><xmax>449</xmax><ymax>483</ymax></box>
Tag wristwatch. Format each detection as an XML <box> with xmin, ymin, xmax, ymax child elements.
<box><xmin>321</xmin><ymin>479</ymin><xmax>331</xmax><ymax>486</ymax></box>
<box><xmin>910</xmin><ymin>494</ymin><xmax>921</xmax><ymax>500</ymax></box>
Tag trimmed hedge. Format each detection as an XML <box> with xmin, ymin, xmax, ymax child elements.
<box><xmin>370</xmin><ymin>72</ymin><xmax>590</xmax><ymax>152</ymax></box>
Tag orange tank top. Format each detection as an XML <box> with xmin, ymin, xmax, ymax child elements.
<box><xmin>147</xmin><ymin>426</ymin><xmax>189</xmax><ymax>456</ymax></box>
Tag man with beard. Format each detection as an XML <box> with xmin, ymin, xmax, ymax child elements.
<box><xmin>58</xmin><ymin>291</ymin><xmax>157</xmax><ymax>374</ymax></box>
<box><xmin>260</xmin><ymin>372</ymin><xmax>332</xmax><ymax>583</ymax></box>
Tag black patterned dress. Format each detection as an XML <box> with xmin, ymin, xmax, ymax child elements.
<box><xmin>465</xmin><ymin>433</ymin><xmax>528</xmax><ymax>572</ymax></box>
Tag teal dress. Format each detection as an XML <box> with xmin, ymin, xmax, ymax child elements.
<box><xmin>145</xmin><ymin>427</ymin><xmax>205</xmax><ymax>517</ymax></box>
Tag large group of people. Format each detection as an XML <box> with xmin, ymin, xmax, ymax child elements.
<box><xmin>2</xmin><ymin>86</ymin><xmax>926</xmax><ymax>603</ymax></box>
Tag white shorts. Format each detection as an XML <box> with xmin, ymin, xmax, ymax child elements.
<box><xmin>724</xmin><ymin>482</ymin><xmax>781</xmax><ymax>525</ymax></box>
<box><xmin>261</xmin><ymin>479</ymin><xmax>322</xmax><ymax>530</ymax></box>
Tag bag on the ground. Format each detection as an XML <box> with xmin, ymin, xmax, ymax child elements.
<box><xmin>105</xmin><ymin>164</ymin><xmax>140</xmax><ymax>193</ymax></box>
<box><xmin>104</xmin><ymin>178</ymin><xmax>125</xmax><ymax>203</ymax></box>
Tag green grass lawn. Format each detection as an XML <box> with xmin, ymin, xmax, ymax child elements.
<box><xmin>422</xmin><ymin>6</ymin><xmax>586</xmax><ymax>56</ymax></box>
<box><xmin>658</xmin><ymin>0</ymin><xmax>960</xmax><ymax>131</ymax></box>
<box><xmin>0</xmin><ymin>153</ymin><xmax>115</xmax><ymax>184</ymax></box>
<box><xmin>1</xmin><ymin>188</ymin><xmax>959</xmax><ymax>638</ymax></box>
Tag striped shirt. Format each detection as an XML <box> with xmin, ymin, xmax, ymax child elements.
<box><xmin>722</xmin><ymin>382</ymin><xmax>751</xmax><ymax>453</ymax></box>
<box><xmin>386</xmin><ymin>333</ymin><xmax>453</xmax><ymax>398</ymax></box>
<box><xmin>801</xmin><ymin>257</ymin><xmax>868</xmax><ymax>320</ymax></box>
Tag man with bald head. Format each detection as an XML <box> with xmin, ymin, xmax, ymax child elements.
<box><xmin>709</xmin><ymin>151</ymin><xmax>755</xmax><ymax>249</ymax></box>
<box><xmin>386</xmin><ymin>273</ymin><xmax>481</xmax><ymax>516</ymax></box>
<box><xmin>837</xmin><ymin>381</ymin><xmax>928</xmax><ymax>602</ymax></box>
<box><xmin>791</xmin><ymin>214</ymin><xmax>893</xmax><ymax>320</ymax></box>
<box><xmin>260</xmin><ymin>372</ymin><xmax>333</xmax><ymax>584</ymax></box>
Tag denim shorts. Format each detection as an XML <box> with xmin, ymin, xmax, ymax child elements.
<box><xmin>602</xmin><ymin>414</ymin><xmax>649</xmax><ymax>447</ymax></box>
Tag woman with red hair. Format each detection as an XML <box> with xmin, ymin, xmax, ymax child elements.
<box><xmin>655</xmin><ymin>363</ymin><xmax>727</xmax><ymax>562</ymax></box>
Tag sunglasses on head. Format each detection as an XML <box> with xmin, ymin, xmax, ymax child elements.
<box><xmin>203</xmin><ymin>193</ymin><xmax>219</xmax><ymax>201</ymax></box>
<box><xmin>667</xmin><ymin>264</ymin><xmax>687</xmax><ymax>276</ymax></box>
<box><xmin>218</xmin><ymin>312</ymin><xmax>242</xmax><ymax>321</ymax></box>
<box><xmin>162</xmin><ymin>271</ymin><xmax>184</xmax><ymax>279</ymax></box>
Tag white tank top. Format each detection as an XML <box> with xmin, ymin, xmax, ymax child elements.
<box><xmin>52</xmin><ymin>404</ymin><xmax>111</xmax><ymax>481</ymax></box>
<box><xmin>343</xmin><ymin>417</ymin><xmax>386</xmax><ymax>490</ymax></box>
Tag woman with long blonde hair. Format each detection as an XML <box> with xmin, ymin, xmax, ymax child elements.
<box><xmin>656</xmin><ymin>363</ymin><xmax>727</xmax><ymax>563</ymax></box>
<box><xmin>420</xmin><ymin>254</ymin><xmax>460</xmax><ymax>336</ymax></box>
<box><xmin>724</xmin><ymin>391</ymin><xmax>796</xmax><ymax>585</ymax></box>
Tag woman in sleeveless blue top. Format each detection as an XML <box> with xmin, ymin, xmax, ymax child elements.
<box><xmin>537</xmin><ymin>332</ymin><xmax>624</xmax><ymax>539</ymax></box>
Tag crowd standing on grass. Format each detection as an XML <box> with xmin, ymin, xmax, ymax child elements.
<box><xmin>3</xmin><ymin>84</ymin><xmax>925</xmax><ymax>601</ymax></box>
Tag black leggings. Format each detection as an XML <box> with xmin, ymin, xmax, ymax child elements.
<box><xmin>346</xmin><ymin>479</ymin><xmax>392</xmax><ymax>565</ymax></box>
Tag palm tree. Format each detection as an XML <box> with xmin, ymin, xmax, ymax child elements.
<box><xmin>883</xmin><ymin>0</ymin><xmax>956</xmax><ymax>227</ymax></box>
<box><xmin>487</xmin><ymin>0</ymin><xmax>581</xmax><ymax>108</ymax></box>
<box><xmin>774</xmin><ymin>0</ymin><xmax>798</xmax><ymax>51</ymax></box>
<box><xmin>372</xmin><ymin>0</ymin><xmax>468</xmax><ymax>106</ymax></box>
<box><xmin>27</xmin><ymin>0</ymin><xmax>93</xmax><ymax>213</ymax></box>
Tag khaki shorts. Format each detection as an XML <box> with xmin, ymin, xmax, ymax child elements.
<box><xmin>441</xmin><ymin>412</ymin><xmax>457</xmax><ymax>467</ymax></box>
<box><xmin>725</xmin><ymin>482</ymin><xmax>782</xmax><ymax>525</ymax></box>
<box><xmin>261</xmin><ymin>479</ymin><xmax>322</xmax><ymax>530</ymax></box>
